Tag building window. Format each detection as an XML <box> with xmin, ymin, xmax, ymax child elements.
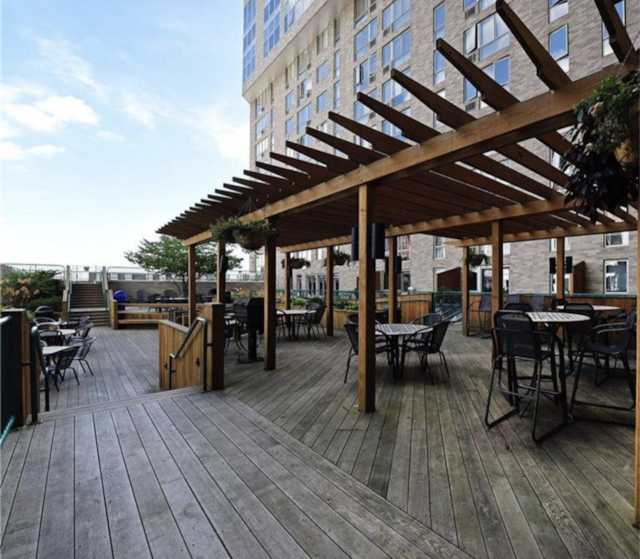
<box><xmin>549</xmin><ymin>273</ymin><xmax>571</xmax><ymax>294</ymax></box>
<box><xmin>297</xmin><ymin>104</ymin><xmax>313</xmax><ymax>134</ymax></box>
<box><xmin>549</xmin><ymin>25</ymin><xmax>569</xmax><ymax>72</ymax></box>
<box><xmin>300</xmin><ymin>134</ymin><xmax>312</xmax><ymax>147</ymax></box>
<box><xmin>550</xmin><ymin>238</ymin><xmax>571</xmax><ymax>251</ymax></box>
<box><xmin>334</xmin><ymin>82</ymin><xmax>341</xmax><ymax>109</ymax></box>
<box><xmin>354</xmin><ymin>92</ymin><xmax>377</xmax><ymax>124</ymax></box>
<box><xmin>316</xmin><ymin>27</ymin><xmax>329</xmax><ymax>54</ymax></box>
<box><xmin>263</xmin><ymin>0</ymin><xmax>281</xmax><ymax>57</ymax></box>
<box><xmin>354</xmin><ymin>55</ymin><xmax>377</xmax><ymax>92</ymax></box>
<box><xmin>480</xmin><ymin>266</ymin><xmax>509</xmax><ymax>292</ymax></box>
<box><xmin>434</xmin><ymin>236</ymin><xmax>445</xmax><ymax>260</ymax></box>
<box><xmin>480</xmin><ymin>56</ymin><xmax>509</xmax><ymax>107</ymax></box>
<box><xmin>295</xmin><ymin>275</ymin><xmax>302</xmax><ymax>290</ymax></box>
<box><xmin>298</xmin><ymin>76</ymin><xmax>312</xmax><ymax>105</ymax></box>
<box><xmin>433</xmin><ymin>51</ymin><xmax>446</xmax><ymax>85</ymax></box>
<box><xmin>549</xmin><ymin>0</ymin><xmax>568</xmax><ymax>22</ymax></box>
<box><xmin>382</xmin><ymin>108</ymin><xmax>410</xmax><ymax>141</ymax></box>
<box><xmin>285</xmin><ymin>117</ymin><xmax>294</xmax><ymax>136</ymax></box>
<box><xmin>465</xmin><ymin>14</ymin><xmax>510</xmax><ymax>60</ymax></box>
<box><xmin>296</xmin><ymin>45</ymin><xmax>312</xmax><ymax>76</ymax></box>
<box><xmin>463</xmin><ymin>78</ymin><xmax>477</xmax><ymax>103</ymax></box>
<box><xmin>398</xmin><ymin>235</ymin><xmax>411</xmax><ymax>260</ymax></box>
<box><xmin>604</xmin><ymin>231</ymin><xmax>629</xmax><ymax>247</ymax></box>
<box><xmin>434</xmin><ymin>89</ymin><xmax>446</xmax><ymax>128</ymax></box>
<box><xmin>402</xmin><ymin>272</ymin><xmax>411</xmax><ymax>291</ymax></box>
<box><xmin>604</xmin><ymin>260</ymin><xmax>628</xmax><ymax>293</ymax></box>
<box><xmin>317</xmin><ymin>61</ymin><xmax>330</xmax><ymax>83</ymax></box>
<box><xmin>255</xmin><ymin>113</ymin><xmax>270</xmax><ymax>138</ymax></box>
<box><xmin>355</xmin><ymin>19</ymin><xmax>378</xmax><ymax>60</ymax></box>
<box><xmin>284</xmin><ymin>0</ymin><xmax>314</xmax><ymax>33</ymax></box>
<box><xmin>603</xmin><ymin>1</ymin><xmax>625</xmax><ymax>56</ymax></box>
<box><xmin>243</xmin><ymin>0</ymin><xmax>257</xmax><ymax>82</ymax></box>
<box><xmin>255</xmin><ymin>137</ymin><xmax>270</xmax><ymax>162</ymax></box>
<box><xmin>382</xmin><ymin>0</ymin><xmax>410</xmax><ymax>34</ymax></box>
<box><xmin>318</xmin><ymin>120</ymin><xmax>329</xmax><ymax>133</ymax></box>
<box><xmin>355</xmin><ymin>0</ymin><xmax>373</xmax><ymax>26</ymax></box>
<box><xmin>433</xmin><ymin>3</ymin><xmax>445</xmax><ymax>40</ymax></box>
<box><xmin>316</xmin><ymin>90</ymin><xmax>329</xmax><ymax>112</ymax></box>
<box><xmin>285</xmin><ymin>91</ymin><xmax>294</xmax><ymax>113</ymax></box>
<box><xmin>382</xmin><ymin>69</ymin><xmax>410</xmax><ymax>106</ymax></box>
<box><xmin>334</xmin><ymin>50</ymin><xmax>341</xmax><ymax>78</ymax></box>
<box><xmin>464</xmin><ymin>0</ymin><xmax>496</xmax><ymax>14</ymax></box>
<box><xmin>334</xmin><ymin>18</ymin><xmax>341</xmax><ymax>45</ymax></box>
<box><xmin>382</xmin><ymin>28</ymin><xmax>411</xmax><ymax>70</ymax></box>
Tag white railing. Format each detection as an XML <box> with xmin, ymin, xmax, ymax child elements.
<box><xmin>2</xmin><ymin>263</ymin><xmax>66</xmax><ymax>279</ymax></box>
<box><xmin>106</xmin><ymin>266</ymin><xmax>264</xmax><ymax>283</ymax></box>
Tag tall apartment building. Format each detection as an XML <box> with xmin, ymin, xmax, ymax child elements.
<box><xmin>242</xmin><ymin>0</ymin><xmax>638</xmax><ymax>297</ymax></box>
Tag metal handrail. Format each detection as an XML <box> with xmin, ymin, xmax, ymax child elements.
<box><xmin>0</xmin><ymin>316</ymin><xmax>16</xmax><ymax>445</ymax></box>
<box><xmin>29</xmin><ymin>326</ymin><xmax>41</xmax><ymax>420</ymax></box>
<box><xmin>168</xmin><ymin>317</ymin><xmax>208</xmax><ymax>392</ymax></box>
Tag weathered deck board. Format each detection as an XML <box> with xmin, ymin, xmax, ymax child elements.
<box><xmin>2</xmin><ymin>326</ymin><xmax>637</xmax><ymax>559</ymax></box>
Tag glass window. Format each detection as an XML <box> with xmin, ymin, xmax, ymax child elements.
<box><xmin>285</xmin><ymin>117</ymin><xmax>294</xmax><ymax>136</ymax></box>
<box><xmin>434</xmin><ymin>89</ymin><xmax>446</xmax><ymax>129</ymax></box>
<box><xmin>603</xmin><ymin>1</ymin><xmax>625</xmax><ymax>56</ymax></box>
<box><xmin>297</xmin><ymin>104</ymin><xmax>313</xmax><ymax>134</ymax></box>
<box><xmin>354</xmin><ymin>91</ymin><xmax>378</xmax><ymax>123</ymax></box>
<box><xmin>382</xmin><ymin>69</ymin><xmax>410</xmax><ymax>106</ymax></box>
<box><xmin>464</xmin><ymin>26</ymin><xmax>476</xmax><ymax>55</ymax></box>
<box><xmin>255</xmin><ymin>113</ymin><xmax>270</xmax><ymax>138</ymax></box>
<box><xmin>285</xmin><ymin>90</ymin><xmax>295</xmax><ymax>112</ymax></box>
<box><xmin>549</xmin><ymin>0</ymin><xmax>568</xmax><ymax>22</ymax></box>
<box><xmin>243</xmin><ymin>0</ymin><xmax>257</xmax><ymax>82</ymax></box>
<box><xmin>334</xmin><ymin>50</ymin><xmax>341</xmax><ymax>78</ymax></box>
<box><xmin>549</xmin><ymin>273</ymin><xmax>571</xmax><ymax>294</ymax></box>
<box><xmin>316</xmin><ymin>27</ymin><xmax>329</xmax><ymax>54</ymax></box>
<box><xmin>549</xmin><ymin>25</ymin><xmax>569</xmax><ymax>71</ymax></box>
<box><xmin>604</xmin><ymin>231</ymin><xmax>629</xmax><ymax>247</ymax></box>
<box><xmin>354</xmin><ymin>55</ymin><xmax>377</xmax><ymax>92</ymax></box>
<box><xmin>434</xmin><ymin>236</ymin><xmax>445</xmax><ymax>260</ymax></box>
<box><xmin>255</xmin><ymin>137</ymin><xmax>270</xmax><ymax>162</ymax></box>
<box><xmin>465</xmin><ymin>0</ymin><xmax>496</xmax><ymax>13</ymax></box>
<box><xmin>284</xmin><ymin>0</ymin><xmax>314</xmax><ymax>33</ymax></box>
<box><xmin>604</xmin><ymin>260</ymin><xmax>628</xmax><ymax>293</ymax></box>
<box><xmin>355</xmin><ymin>19</ymin><xmax>378</xmax><ymax>60</ymax></box>
<box><xmin>317</xmin><ymin>61</ymin><xmax>330</xmax><ymax>82</ymax></box>
<box><xmin>316</xmin><ymin>90</ymin><xmax>329</xmax><ymax>112</ymax></box>
<box><xmin>263</xmin><ymin>0</ymin><xmax>281</xmax><ymax>57</ymax></box>
<box><xmin>383</xmin><ymin>0</ymin><xmax>411</xmax><ymax>33</ymax></box>
<box><xmin>434</xmin><ymin>51</ymin><xmax>446</xmax><ymax>85</ymax></box>
<box><xmin>550</xmin><ymin>238</ymin><xmax>571</xmax><ymax>251</ymax></box>
<box><xmin>334</xmin><ymin>82</ymin><xmax>341</xmax><ymax>109</ymax></box>
<box><xmin>298</xmin><ymin>76</ymin><xmax>312</xmax><ymax>104</ymax></box>
<box><xmin>477</xmin><ymin>14</ymin><xmax>510</xmax><ymax>59</ymax></box>
<box><xmin>464</xmin><ymin>78</ymin><xmax>478</xmax><ymax>103</ymax></box>
<box><xmin>296</xmin><ymin>45</ymin><xmax>311</xmax><ymax>76</ymax></box>
<box><xmin>318</xmin><ymin>120</ymin><xmax>329</xmax><ymax>133</ymax></box>
<box><xmin>434</xmin><ymin>3</ymin><xmax>445</xmax><ymax>40</ymax></box>
<box><xmin>382</xmin><ymin>108</ymin><xmax>410</xmax><ymax>141</ymax></box>
<box><xmin>480</xmin><ymin>56</ymin><xmax>509</xmax><ymax>107</ymax></box>
<box><xmin>354</xmin><ymin>0</ymin><xmax>372</xmax><ymax>25</ymax></box>
<box><xmin>382</xmin><ymin>28</ymin><xmax>411</xmax><ymax>69</ymax></box>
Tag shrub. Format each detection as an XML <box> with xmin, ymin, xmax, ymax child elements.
<box><xmin>1</xmin><ymin>270</ymin><xmax>63</xmax><ymax>309</ymax></box>
<box><xmin>26</xmin><ymin>296</ymin><xmax>63</xmax><ymax>312</ymax></box>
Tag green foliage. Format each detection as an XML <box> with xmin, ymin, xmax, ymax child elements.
<box><xmin>334</xmin><ymin>300</ymin><xmax>359</xmax><ymax>310</ymax></box>
<box><xmin>1</xmin><ymin>270</ymin><xmax>63</xmax><ymax>310</ymax></box>
<box><xmin>291</xmin><ymin>297</ymin><xmax>309</xmax><ymax>306</ymax></box>
<box><xmin>210</xmin><ymin>217</ymin><xmax>278</xmax><ymax>252</ymax></box>
<box><xmin>465</xmin><ymin>248</ymin><xmax>490</xmax><ymax>268</ymax></box>
<box><xmin>26</xmin><ymin>296</ymin><xmax>63</xmax><ymax>312</ymax></box>
<box><xmin>282</xmin><ymin>257</ymin><xmax>311</xmax><ymax>269</ymax></box>
<box><xmin>125</xmin><ymin>235</ymin><xmax>241</xmax><ymax>294</ymax></box>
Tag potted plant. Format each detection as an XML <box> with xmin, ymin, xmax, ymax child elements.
<box><xmin>562</xmin><ymin>71</ymin><xmax>639</xmax><ymax>223</ymax></box>
<box><xmin>321</xmin><ymin>249</ymin><xmax>351</xmax><ymax>267</ymax></box>
<box><xmin>281</xmin><ymin>256</ymin><xmax>311</xmax><ymax>269</ymax></box>
<box><xmin>210</xmin><ymin>217</ymin><xmax>278</xmax><ymax>251</ymax></box>
<box><xmin>465</xmin><ymin>248</ymin><xmax>490</xmax><ymax>268</ymax></box>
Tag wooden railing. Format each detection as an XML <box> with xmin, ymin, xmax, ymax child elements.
<box><xmin>109</xmin><ymin>300</ymin><xmax>205</xmax><ymax>330</ymax></box>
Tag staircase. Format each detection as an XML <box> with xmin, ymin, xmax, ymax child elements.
<box><xmin>68</xmin><ymin>283</ymin><xmax>109</xmax><ymax>326</ymax></box>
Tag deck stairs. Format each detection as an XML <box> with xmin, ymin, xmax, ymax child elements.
<box><xmin>69</xmin><ymin>282</ymin><xmax>109</xmax><ymax>326</ymax></box>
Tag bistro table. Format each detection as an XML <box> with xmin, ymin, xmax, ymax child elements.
<box><xmin>40</xmin><ymin>344</ymin><xmax>81</xmax><ymax>411</ymax></box>
<box><xmin>375</xmin><ymin>323</ymin><xmax>432</xmax><ymax>379</ymax></box>
<box><xmin>555</xmin><ymin>305</ymin><xmax>620</xmax><ymax>313</ymax></box>
<box><xmin>527</xmin><ymin>311</ymin><xmax>592</xmax><ymax>324</ymax></box>
<box><xmin>281</xmin><ymin>309</ymin><xmax>314</xmax><ymax>340</ymax></box>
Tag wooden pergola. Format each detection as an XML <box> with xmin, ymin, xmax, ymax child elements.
<box><xmin>157</xmin><ymin>0</ymin><xmax>639</xmax><ymax>524</ymax></box>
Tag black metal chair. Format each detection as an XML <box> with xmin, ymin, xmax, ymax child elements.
<box><xmin>505</xmin><ymin>294</ymin><xmax>521</xmax><ymax>305</ymax></box>
<box><xmin>550</xmin><ymin>298</ymin><xmax>567</xmax><ymax>311</ymax></box>
<box><xmin>343</xmin><ymin>322</ymin><xmax>391</xmax><ymax>383</ymax></box>
<box><xmin>486</xmin><ymin>311</ymin><xmax>567</xmax><ymax>443</ymax></box>
<box><xmin>69</xmin><ymin>323</ymin><xmax>94</xmax><ymax>345</ymax></box>
<box><xmin>570</xmin><ymin>309</ymin><xmax>636</xmax><ymax>416</ymax></box>
<box><xmin>504</xmin><ymin>302</ymin><xmax>533</xmax><ymax>312</ymax></box>
<box><xmin>298</xmin><ymin>303</ymin><xmax>326</xmax><ymax>339</ymax></box>
<box><xmin>49</xmin><ymin>345</ymin><xmax>80</xmax><ymax>386</ymax></box>
<box><xmin>562</xmin><ymin>303</ymin><xmax>596</xmax><ymax>374</ymax></box>
<box><xmin>73</xmin><ymin>337</ymin><xmax>96</xmax><ymax>375</ymax></box>
<box><xmin>346</xmin><ymin>313</ymin><xmax>359</xmax><ymax>324</ymax></box>
<box><xmin>528</xmin><ymin>295</ymin><xmax>545</xmax><ymax>312</ymax></box>
<box><xmin>163</xmin><ymin>289</ymin><xmax>179</xmax><ymax>301</ymax></box>
<box><xmin>411</xmin><ymin>313</ymin><xmax>443</xmax><ymax>327</ymax></box>
<box><xmin>467</xmin><ymin>294</ymin><xmax>492</xmax><ymax>338</ymax></box>
<box><xmin>34</xmin><ymin>317</ymin><xmax>57</xmax><ymax>325</ymax></box>
<box><xmin>401</xmin><ymin>320</ymin><xmax>451</xmax><ymax>378</ymax></box>
<box><xmin>38</xmin><ymin>324</ymin><xmax>63</xmax><ymax>346</ymax></box>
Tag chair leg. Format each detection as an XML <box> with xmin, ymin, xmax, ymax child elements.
<box><xmin>84</xmin><ymin>359</ymin><xmax>95</xmax><ymax>375</ymax></box>
<box><xmin>439</xmin><ymin>352</ymin><xmax>450</xmax><ymax>378</ymax></box>
<box><xmin>344</xmin><ymin>349</ymin><xmax>353</xmax><ymax>383</ymax></box>
<box><xmin>569</xmin><ymin>350</ymin><xmax>586</xmax><ymax>414</ymax></box>
<box><xmin>530</xmin><ymin>366</ymin><xmax>544</xmax><ymax>443</ymax></box>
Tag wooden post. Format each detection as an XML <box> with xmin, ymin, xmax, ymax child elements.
<box><xmin>200</xmin><ymin>303</ymin><xmax>225</xmax><ymax>390</ymax></box>
<box><xmin>635</xmin><ymin>189</ymin><xmax>639</xmax><ymax>528</ymax></box>
<box><xmin>491</xmin><ymin>221</ymin><xmax>504</xmax><ymax>318</ymax></box>
<box><xmin>462</xmin><ymin>246</ymin><xmax>469</xmax><ymax>335</ymax></box>
<box><xmin>556</xmin><ymin>238</ymin><xmax>566</xmax><ymax>299</ymax></box>
<box><xmin>326</xmin><ymin>248</ymin><xmax>334</xmax><ymax>336</ymax></box>
<box><xmin>388</xmin><ymin>236</ymin><xmax>398</xmax><ymax>323</ymax></box>
<box><xmin>216</xmin><ymin>242</ymin><xmax>227</xmax><ymax>304</ymax></box>
<box><xmin>188</xmin><ymin>244</ymin><xmax>197</xmax><ymax>324</ymax></box>
<box><xmin>1</xmin><ymin>310</ymin><xmax>33</xmax><ymax>427</ymax></box>
<box><xmin>264</xmin><ymin>233</ymin><xmax>277</xmax><ymax>371</ymax></box>
<box><xmin>284</xmin><ymin>252</ymin><xmax>292</xmax><ymax>310</ymax></box>
<box><xmin>358</xmin><ymin>184</ymin><xmax>376</xmax><ymax>412</ymax></box>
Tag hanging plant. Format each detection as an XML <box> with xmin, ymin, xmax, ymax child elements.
<box><xmin>321</xmin><ymin>249</ymin><xmax>351</xmax><ymax>267</ymax></box>
<box><xmin>562</xmin><ymin>71</ymin><xmax>639</xmax><ymax>224</ymax></box>
<box><xmin>281</xmin><ymin>256</ymin><xmax>310</xmax><ymax>269</ymax></box>
<box><xmin>465</xmin><ymin>248</ymin><xmax>490</xmax><ymax>268</ymax></box>
<box><xmin>210</xmin><ymin>216</ymin><xmax>278</xmax><ymax>252</ymax></box>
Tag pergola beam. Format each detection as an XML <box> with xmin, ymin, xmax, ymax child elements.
<box><xmin>594</xmin><ymin>0</ymin><xmax>639</xmax><ymax>64</ymax></box>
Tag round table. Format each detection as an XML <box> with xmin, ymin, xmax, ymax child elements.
<box><xmin>527</xmin><ymin>312</ymin><xmax>591</xmax><ymax>323</ymax></box>
<box><xmin>376</xmin><ymin>323</ymin><xmax>432</xmax><ymax>379</ymax></box>
<box><xmin>280</xmin><ymin>309</ymin><xmax>314</xmax><ymax>340</ymax></box>
<box><xmin>555</xmin><ymin>305</ymin><xmax>620</xmax><ymax>313</ymax></box>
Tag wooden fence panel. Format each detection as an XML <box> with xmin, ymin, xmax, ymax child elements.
<box><xmin>158</xmin><ymin>320</ymin><xmax>204</xmax><ymax>390</ymax></box>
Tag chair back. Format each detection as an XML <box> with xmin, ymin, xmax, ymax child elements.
<box><xmin>37</xmin><ymin>323</ymin><xmax>59</xmax><ymax>332</ymax></box>
<box><xmin>427</xmin><ymin>321</ymin><xmax>450</xmax><ymax>352</ymax></box>
<box><xmin>56</xmin><ymin>346</ymin><xmax>78</xmax><ymax>371</ymax></box>
<box><xmin>528</xmin><ymin>295</ymin><xmax>545</xmax><ymax>312</ymax></box>
<box><xmin>494</xmin><ymin>312</ymin><xmax>542</xmax><ymax>361</ymax></box>
<box><xmin>563</xmin><ymin>303</ymin><xmax>595</xmax><ymax>335</ymax></box>
<box><xmin>76</xmin><ymin>337</ymin><xmax>96</xmax><ymax>359</ymax></box>
<box><xmin>34</xmin><ymin>317</ymin><xmax>56</xmax><ymax>325</ymax></box>
<box><xmin>78</xmin><ymin>315</ymin><xmax>91</xmax><ymax>327</ymax></box>
<box><xmin>77</xmin><ymin>323</ymin><xmax>94</xmax><ymax>339</ymax></box>
<box><xmin>137</xmin><ymin>289</ymin><xmax>151</xmax><ymax>303</ymax></box>
<box><xmin>479</xmin><ymin>294</ymin><xmax>492</xmax><ymax>312</ymax></box>
<box><xmin>504</xmin><ymin>302</ymin><xmax>533</xmax><ymax>312</ymax></box>
<box><xmin>550</xmin><ymin>298</ymin><xmax>567</xmax><ymax>311</ymax></box>
<box><xmin>505</xmin><ymin>294</ymin><xmax>520</xmax><ymax>305</ymax></box>
<box><xmin>196</xmin><ymin>294</ymin><xmax>204</xmax><ymax>304</ymax></box>
<box><xmin>164</xmin><ymin>289</ymin><xmax>179</xmax><ymax>299</ymax></box>
<box><xmin>312</xmin><ymin>306</ymin><xmax>325</xmax><ymax>324</ymax></box>
<box><xmin>344</xmin><ymin>323</ymin><xmax>359</xmax><ymax>354</ymax></box>
<box><xmin>414</xmin><ymin>313</ymin><xmax>443</xmax><ymax>327</ymax></box>
<box><xmin>346</xmin><ymin>313</ymin><xmax>358</xmax><ymax>324</ymax></box>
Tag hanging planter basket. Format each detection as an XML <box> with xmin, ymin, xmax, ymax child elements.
<box><xmin>333</xmin><ymin>250</ymin><xmax>351</xmax><ymax>266</ymax></box>
<box><xmin>281</xmin><ymin>257</ymin><xmax>310</xmax><ymax>269</ymax></box>
<box><xmin>465</xmin><ymin>250</ymin><xmax>490</xmax><ymax>269</ymax></box>
<box><xmin>235</xmin><ymin>231</ymin><xmax>268</xmax><ymax>251</ymax></box>
<box><xmin>210</xmin><ymin>199</ymin><xmax>278</xmax><ymax>253</ymax></box>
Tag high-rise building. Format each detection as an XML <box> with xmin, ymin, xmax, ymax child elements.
<box><xmin>242</xmin><ymin>0</ymin><xmax>638</xmax><ymax>297</ymax></box>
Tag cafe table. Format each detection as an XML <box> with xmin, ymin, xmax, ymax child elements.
<box><xmin>280</xmin><ymin>309</ymin><xmax>314</xmax><ymax>340</ymax></box>
<box><xmin>375</xmin><ymin>323</ymin><xmax>432</xmax><ymax>379</ymax></box>
<box><xmin>555</xmin><ymin>305</ymin><xmax>620</xmax><ymax>313</ymax></box>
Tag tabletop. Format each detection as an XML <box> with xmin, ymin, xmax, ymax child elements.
<box><xmin>281</xmin><ymin>309</ymin><xmax>314</xmax><ymax>316</ymax></box>
<box><xmin>376</xmin><ymin>323</ymin><xmax>432</xmax><ymax>336</ymax></box>
<box><xmin>40</xmin><ymin>329</ymin><xmax>77</xmax><ymax>337</ymax></box>
<box><xmin>556</xmin><ymin>305</ymin><xmax>620</xmax><ymax>312</ymax></box>
<box><xmin>527</xmin><ymin>312</ymin><xmax>591</xmax><ymax>323</ymax></box>
<box><xmin>42</xmin><ymin>344</ymin><xmax>79</xmax><ymax>356</ymax></box>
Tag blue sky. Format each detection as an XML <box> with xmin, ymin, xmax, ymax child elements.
<box><xmin>1</xmin><ymin>0</ymin><xmax>248</xmax><ymax>266</ymax></box>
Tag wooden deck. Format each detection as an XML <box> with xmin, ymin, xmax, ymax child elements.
<box><xmin>3</xmin><ymin>327</ymin><xmax>639</xmax><ymax>558</ymax></box>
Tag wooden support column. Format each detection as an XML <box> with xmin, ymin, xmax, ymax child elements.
<box><xmin>358</xmin><ymin>184</ymin><xmax>376</xmax><ymax>412</ymax></box>
<box><xmin>264</xmin><ymin>233</ymin><xmax>277</xmax><ymax>371</ymax></box>
<box><xmin>216</xmin><ymin>242</ymin><xmax>226</xmax><ymax>304</ymax></box>
<box><xmin>388</xmin><ymin>236</ymin><xmax>398</xmax><ymax>323</ymax></box>
<box><xmin>188</xmin><ymin>244</ymin><xmax>197</xmax><ymax>324</ymax></box>
<box><xmin>491</xmin><ymin>221</ymin><xmax>504</xmax><ymax>318</ymax></box>
<box><xmin>284</xmin><ymin>252</ymin><xmax>292</xmax><ymax>310</ymax></box>
<box><xmin>200</xmin><ymin>303</ymin><xmax>225</xmax><ymax>390</ymax></box>
<box><xmin>326</xmin><ymin>248</ymin><xmax>334</xmax><ymax>336</ymax></box>
<box><xmin>556</xmin><ymin>238</ymin><xmax>566</xmax><ymax>299</ymax></box>
<box><xmin>462</xmin><ymin>246</ymin><xmax>469</xmax><ymax>336</ymax></box>
<box><xmin>635</xmin><ymin>189</ymin><xmax>639</xmax><ymax>528</ymax></box>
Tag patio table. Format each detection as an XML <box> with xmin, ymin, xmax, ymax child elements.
<box><xmin>281</xmin><ymin>309</ymin><xmax>314</xmax><ymax>340</ymax></box>
<box><xmin>555</xmin><ymin>305</ymin><xmax>620</xmax><ymax>313</ymax></box>
<box><xmin>376</xmin><ymin>323</ymin><xmax>432</xmax><ymax>379</ymax></box>
<box><xmin>527</xmin><ymin>312</ymin><xmax>591</xmax><ymax>324</ymax></box>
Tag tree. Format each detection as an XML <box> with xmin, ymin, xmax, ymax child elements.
<box><xmin>124</xmin><ymin>236</ymin><xmax>241</xmax><ymax>294</ymax></box>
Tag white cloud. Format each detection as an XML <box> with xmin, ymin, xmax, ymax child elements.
<box><xmin>0</xmin><ymin>141</ymin><xmax>66</xmax><ymax>161</ymax></box>
<box><xmin>4</xmin><ymin>95</ymin><xmax>99</xmax><ymax>133</ymax></box>
<box><xmin>190</xmin><ymin>103</ymin><xmax>249</xmax><ymax>164</ymax></box>
<box><xmin>119</xmin><ymin>90</ymin><xmax>168</xmax><ymax>129</ymax></box>
<box><xmin>36</xmin><ymin>38</ymin><xmax>107</xmax><ymax>99</ymax></box>
<box><xmin>0</xmin><ymin>121</ymin><xmax>20</xmax><ymax>140</ymax></box>
<box><xmin>98</xmin><ymin>130</ymin><xmax>124</xmax><ymax>141</ymax></box>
